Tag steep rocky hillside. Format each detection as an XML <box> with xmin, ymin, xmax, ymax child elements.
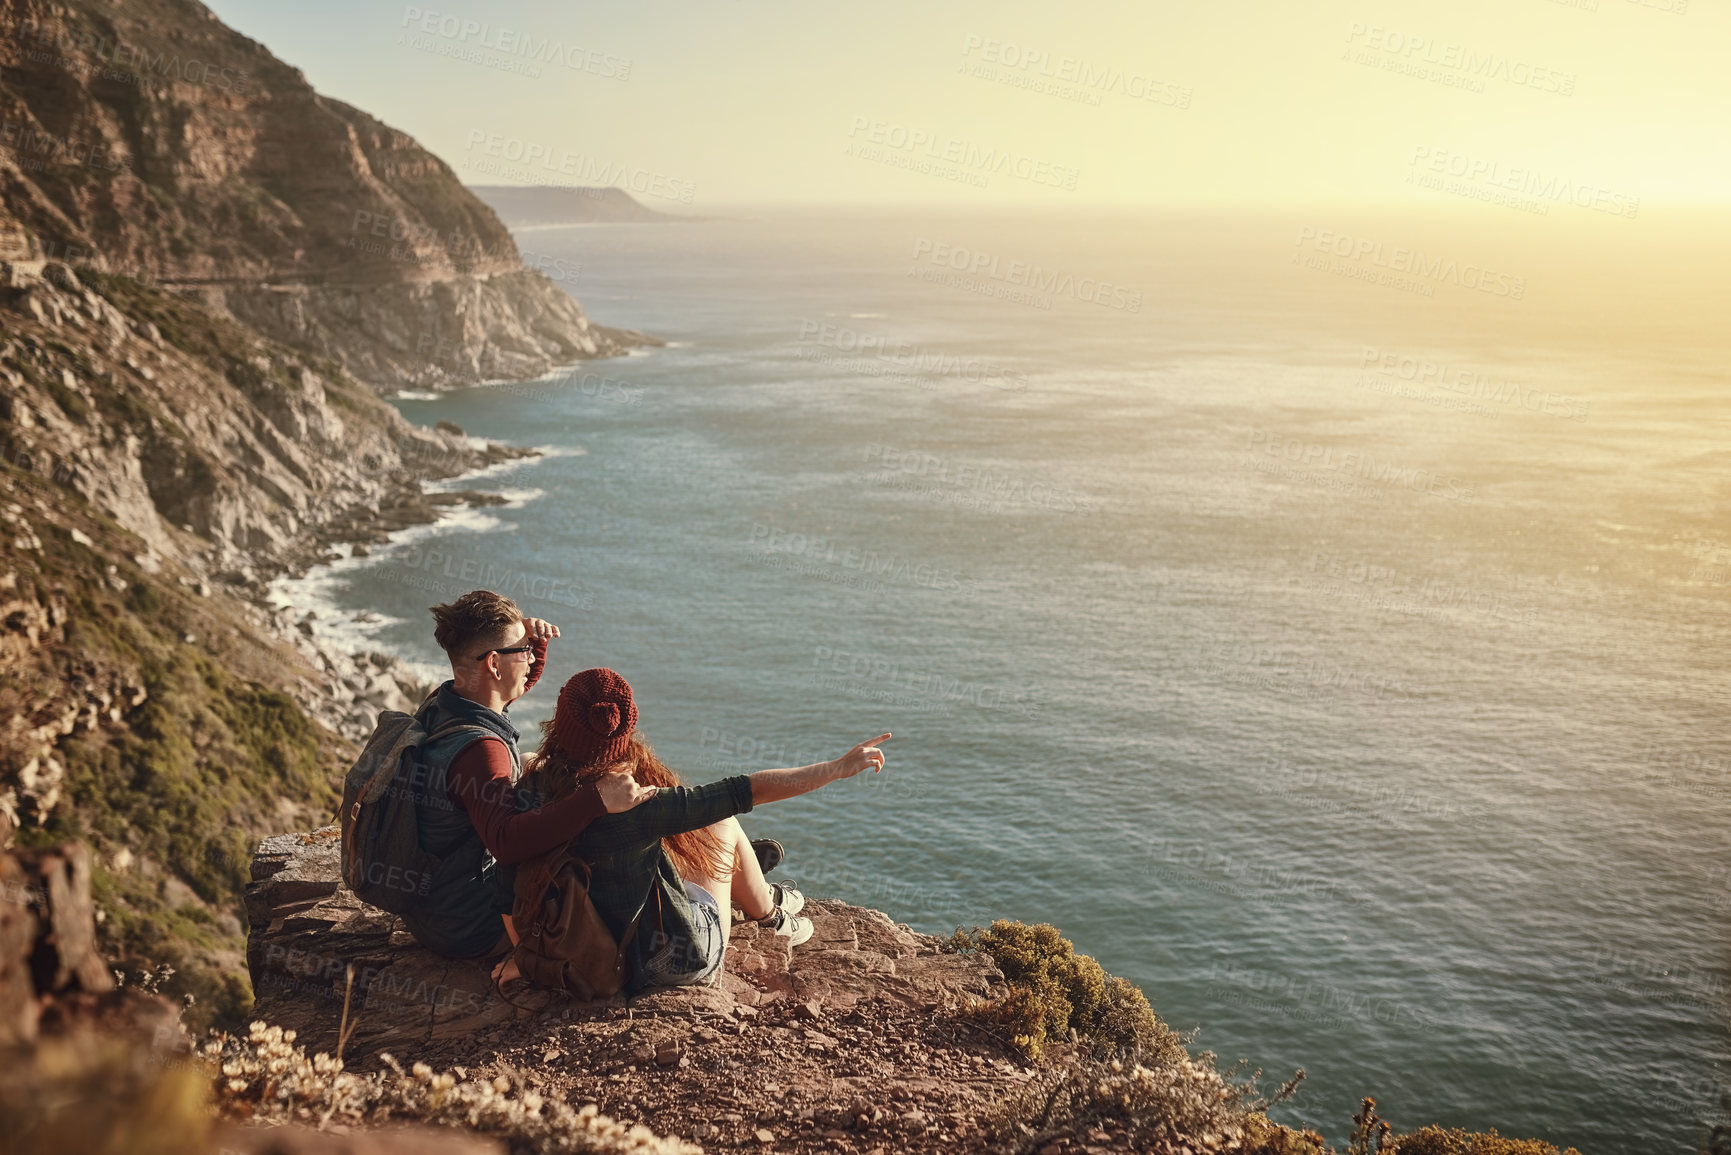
<box><xmin>0</xmin><ymin>0</ymin><xmax>647</xmax><ymax>388</ymax></box>
<box><xmin>0</xmin><ymin>254</ymin><xmax>530</xmax><ymax>1023</ymax></box>
<box><xmin>0</xmin><ymin>0</ymin><xmax>663</xmax><ymax>1021</ymax></box>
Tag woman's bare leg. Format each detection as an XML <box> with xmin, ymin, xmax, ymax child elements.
<box><xmin>681</xmin><ymin>816</ymin><xmax>774</xmax><ymax>950</ymax></box>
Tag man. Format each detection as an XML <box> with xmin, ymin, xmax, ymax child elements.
<box><xmin>399</xmin><ymin>590</ymin><xmax>652</xmax><ymax>960</ymax></box>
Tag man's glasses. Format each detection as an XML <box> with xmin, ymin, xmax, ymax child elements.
<box><xmin>477</xmin><ymin>644</ymin><xmax>535</xmax><ymax>662</ymax></box>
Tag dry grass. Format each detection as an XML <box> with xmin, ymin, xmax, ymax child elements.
<box><xmin>208</xmin><ymin>1021</ymin><xmax>697</xmax><ymax>1153</ymax></box>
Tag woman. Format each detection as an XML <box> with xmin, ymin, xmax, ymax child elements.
<box><xmin>507</xmin><ymin>667</ymin><xmax>888</xmax><ymax>993</ymax></box>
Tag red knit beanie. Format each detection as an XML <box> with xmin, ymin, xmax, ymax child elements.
<box><xmin>552</xmin><ymin>668</ymin><xmax>638</xmax><ymax>767</ymax></box>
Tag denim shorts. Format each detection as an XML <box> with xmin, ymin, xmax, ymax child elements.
<box><xmin>636</xmin><ymin>881</ymin><xmax>726</xmax><ymax>989</ymax></box>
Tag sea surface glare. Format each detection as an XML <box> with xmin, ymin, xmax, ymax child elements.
<box><xmin>278</xmin><ymin>211</ymin><xmax>1731</xmax><ymax>1153</ymax></box>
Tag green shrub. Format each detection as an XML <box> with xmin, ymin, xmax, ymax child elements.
<box><xmin>1388</xmin><ymin>1124</ymin><xmax>1582</xmax><ymax>1155</ymax></box>
<box><xmin>1347</xmin><ymin>1097</ymin><xmax>1583</xmax><ymax>1155</ymax></box>
<box><xmin>945</xmin><ymin>920</ymin><xmax>1185</xmax><ymax>1064</ymax></box>
<box><xmin>64</xmin><ymin>649</ymin><xmax>332</xmax><ymax>905</ymax></box>
<box><xmin>982</xmin><ymin>1055</ymin><xmax>1324</xmax><ymax>1155</ymax></box>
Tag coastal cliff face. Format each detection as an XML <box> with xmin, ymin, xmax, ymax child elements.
<box><xmin>0</xmin><ymin>0</ymin><xmax>643</xmax><ymax>388</ymax></box>
<box><xmin>0</xmin><ymin>254</ymin><xmax>510</xmax><ymax>1017</ymax></box>
<box><xmin>0</xmin><ymin>12</ymin><xmax>612</xmax><ymax>1002</ymax></box>
<box><xmin>0</xmin><ymin>0</ymin><xmax>653</xmax><ymax>997</ymax></box>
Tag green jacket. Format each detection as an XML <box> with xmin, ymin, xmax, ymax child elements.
<box><xmin>520</xmin><ymin>773</ymin><xmax>755</xmax><ymax>990</ymax></box>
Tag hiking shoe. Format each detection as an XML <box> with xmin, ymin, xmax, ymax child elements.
<box><xmin>759</xmin><ymin>880</ymin><xmax>805</xmax><ymax>923</ymax></box>
<box><xmin>761</xmin><ymin>908</ymin><xmax>814</xmax><ymax>947</ymax></box>
<box><xmin>750</xmin><ymin>837</ymin><xmax>784</xmax><ymax>876</ymax></box>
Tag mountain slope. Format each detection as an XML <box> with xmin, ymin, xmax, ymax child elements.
<box><xmin>0</xmin><ymin>256</ymin><xmax>520</xmax><ymax>1024</ymax></box>
<box><xmin>0</xmin><ymin>0</ymin><xmax>647</xmax><ymax>388</ymax></box>
<box><xmin>470</xmin><ymin>185</ymin><xmax>676</xmax><ymax>226</ymax></box>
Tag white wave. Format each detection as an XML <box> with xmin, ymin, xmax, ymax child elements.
<box><xmin>394</xmin><ymin>390</ymin><xmax>442</xmax><ymax>401</ymax></box>
<box><xmin>428</xmin><ymin>506</ymin><xmax>508</xmax><ymax>535</ymax></box>
<box><xmin>267</xmin><ymin>545</ymin><xmax>409</xmax><ymax>659</ymax></box>
<box><xmin>422</xmin><ymin>446</ymin><xmax>582</xmax><ymax>492</ymax></box>
<box><xmin>266</xmin><ymin>498</ymin><xmax>514</xmax><ymax>665</ymax></box>
<box><xmin>492</xmin><ymin>487</ymin><xmax>546</xmax><ymax>509</ymax></box>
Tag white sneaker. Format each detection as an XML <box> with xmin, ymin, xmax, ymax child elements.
<box><xmin>762</xmin><ymin>880</ymin><xmax>805</xmax><ymax>921</ymax></box>
<box><xmin>762</xmin><ymin>909</ymin><xmax>814</xmax><ymax>947</ymax></box>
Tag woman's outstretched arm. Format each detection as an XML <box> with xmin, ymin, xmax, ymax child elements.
<box><xmin>749</xmin><ymin>734</ymin><xmax>890</xmax><ymax>804</ymax></box>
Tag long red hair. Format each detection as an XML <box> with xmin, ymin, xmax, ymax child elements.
<box><xmin>525</xmin><ymin>726</ymin><xmax>731</xmax><ymax>881</ymax></box>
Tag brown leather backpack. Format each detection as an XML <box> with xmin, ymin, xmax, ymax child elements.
<box><xmin>506</xmin><ymin>845</ymin><xmax>646</xmax><ymax>1000</ymax></box>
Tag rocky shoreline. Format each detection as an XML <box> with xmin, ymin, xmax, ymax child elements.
<box><xmin>244</xmin><ymin>434</ymin><xmax>547</xmax><ymax>744</ymax></box>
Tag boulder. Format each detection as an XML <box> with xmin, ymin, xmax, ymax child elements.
<box><xmin>246</xmin><ymin>827</ymin><xmax>1005</xmax><ymax>1063</ymax></box>
<box><xmin>0</xmin><ymin>841</ymin><xmax>117</xmax><ymax>1047</ymax></box>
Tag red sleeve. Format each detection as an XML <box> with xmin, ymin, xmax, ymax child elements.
<box><xmin>446</xmin><ymin>736</ymin><xmax>605</xmax><ymax>865</ymax></box>
<box><xmin>521</xmin><ymin>631</ymin><xmax>550</xmax><ymax>695</ymax></box>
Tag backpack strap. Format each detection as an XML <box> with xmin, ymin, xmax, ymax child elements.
<box><xmin>615</xmin><ymin>884</ymin><xmax>660</xmax><ymax>999</ymax></box>
<box><xmin>619</xmin><ymin>885</ymin><xmax>656</xmax><ymax>956</ymax></box>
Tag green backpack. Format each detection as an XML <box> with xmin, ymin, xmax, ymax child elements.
<box><xmin>339</xmin><ymin>705</ymin><xmax>477</xmax><ymax>914</ymax></box>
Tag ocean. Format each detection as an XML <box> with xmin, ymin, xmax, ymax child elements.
<box><xmin>275</xmin><ymin>209</ymin><xmax>1730</xmax><ymax>1152</ymax></box>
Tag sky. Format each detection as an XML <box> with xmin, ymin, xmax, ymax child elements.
<box><xmin>203</xmin><ymin>0</ymin><xmax>1730</xmax><ymax>210</ymax></box>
